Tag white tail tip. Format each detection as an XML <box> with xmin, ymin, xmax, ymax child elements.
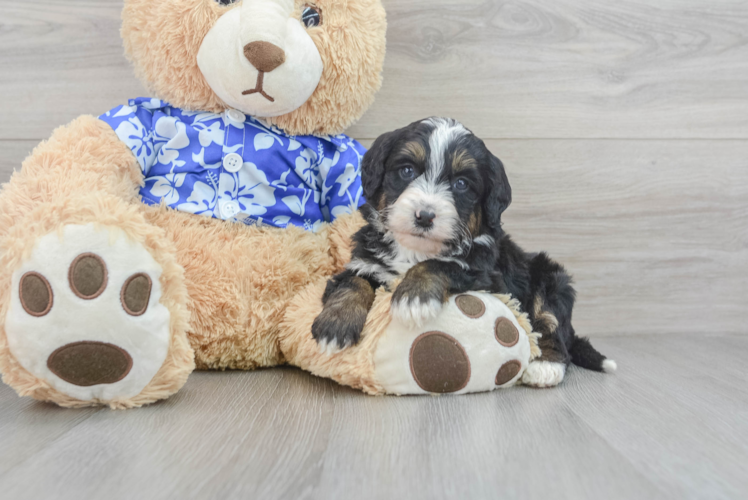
<box><xmin>602</xmin><ymin>359</ymin><xmax>618</xmax><ymax>373</ymax></box>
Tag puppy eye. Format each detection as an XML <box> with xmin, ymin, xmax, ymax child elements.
<box><xmin>453</xmin><ymin>178</ymin><xmax>469</xmax><ymax>192</ymax></box>
<box><xmin>302</xmin><ymin>5</ymin><xmax>322</xmax><ymax>27</ymax></box>
<box><xmin>399</xmin><ymin>166</ymin><xmax>416</xmax><ymax>180</ymax></box>
<box><xmin>215</xmin><ymin>0</ymin><xmax>238</xmax><ymax>5</ymax></box>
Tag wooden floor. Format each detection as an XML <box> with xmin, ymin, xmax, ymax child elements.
<box><xmin>0</xmin><ymin>334</ymin><xmax>746</xmax><ymax>499</ymax></box>
<box><xmin>1</xmin><ymin>0</ymin><xmax>747</xmax><ymax>498</ymax></box>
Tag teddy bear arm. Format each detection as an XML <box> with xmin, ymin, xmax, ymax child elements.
<box><xmin>1</xmin><ymin>116</ymin><xmax>143</xmax><ymax>219</ymax></box>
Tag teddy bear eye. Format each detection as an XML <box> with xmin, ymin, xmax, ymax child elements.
<box><xmin>302</xmin><ymin>5</ymin><xmax>322</xmax><ymax>27</ymax></box>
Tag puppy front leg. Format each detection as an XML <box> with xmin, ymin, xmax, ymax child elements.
<box><xmin>391</xmin><ymin>260</ymin><xmax>470</xmax><ymax>327</ymax></box>
<box><xmin>312</xmin><ymin>270</ymin><xmax>378</xmax><ymax>354</ymax></box>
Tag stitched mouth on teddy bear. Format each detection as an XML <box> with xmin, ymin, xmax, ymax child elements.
<box><xmin>242</xmin><ymin>72</ymin><xmax>274</xmax><ymax>102</ymax></box>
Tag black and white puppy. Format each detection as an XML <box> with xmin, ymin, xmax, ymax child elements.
<box><xmin>312</xmin><ymin>118</ymin><xmax>616</xmax><ymax>387</ymax></box>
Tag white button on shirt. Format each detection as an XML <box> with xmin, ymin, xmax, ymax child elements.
<box><xmin>226</xmin><ymin>109</ymin><xmax>246</xmax><ymax>124</ymax></box>
<box><xmin>220</xmin><ymin>201</ymin><xmax>240</xmax><ymax>219</ymax></box>
<box><xmin>223</xmin><ymin>153</ymin><xmax>244</xmax><ymax>173</ymax></box>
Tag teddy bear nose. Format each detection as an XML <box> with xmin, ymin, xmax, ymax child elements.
<box><xmin>243</xmin><ymin>41</ymin><xmax>286</xmax><ymax>73</ymax></box>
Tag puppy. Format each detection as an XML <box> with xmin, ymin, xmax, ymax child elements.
<box><xmin>312</xmin><ymin>118</ymin><xmax>616</xmax><ymax>387</ymax></box>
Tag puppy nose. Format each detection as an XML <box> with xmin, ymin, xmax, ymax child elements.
<box><xmin>243</xmin><ymin>41</ymin><xmax>286</xmax><ymax>73</ymax></box>
<box><xmin>415</xmin><ymin>210</ymin><xmax>436</xmax><ymax>229</ymax></box>
<box><xmin>47</xmin><ymin>341</ymin><xmax>133</xmax><ymax>387</ymax></box>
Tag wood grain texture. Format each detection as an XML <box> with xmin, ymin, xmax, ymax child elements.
<box><xmin>0</xmin><ymin>335</ymin><xmax>747</xmax><ymax>499</ymax></box>
<box><xmin>1</xmin><ymin>0</ymin><xmax>747</xmax><ymax>140</ymax></box>
<box><xmin>0</xmin><ymin>0</ymin><xmax>144</xmax><ymax>141</ymax></box>
<box><xmin>349</xmin><ymin>0</ymin><xmax>748</xmax><ymax>139</ymax></box>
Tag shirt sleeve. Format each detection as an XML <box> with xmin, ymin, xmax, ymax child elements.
<box><xmin>99</xmin><ymin>98</ymin><xmax>165</xmax><ymax>175</ymax></box>
<box><xmin>321</xmin><ymin>138</ymin><xmax>367</xmax><ymax>222</ymax></box>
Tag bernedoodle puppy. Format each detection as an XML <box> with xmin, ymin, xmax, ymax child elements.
<box><xmin>312</xmin><ymin>118</ymin><xmax>616</xmax><ymax>387</ymax></box>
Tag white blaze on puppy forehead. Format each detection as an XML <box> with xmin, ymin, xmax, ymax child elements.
<box><xmin>424</xmin><ymin>117</ymin><xmax>470</xmax><ymax>181</ymax></box>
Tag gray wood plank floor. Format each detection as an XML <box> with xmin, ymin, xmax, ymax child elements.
<box><xmin>1</xmin><ymin>0</ymin><xmax>747</xmax><ymax>498</ymax></box>
<box><xmin>1</xmin><ymin>334</ymin><xmax>746</xmax><ymax>499</ymax></box>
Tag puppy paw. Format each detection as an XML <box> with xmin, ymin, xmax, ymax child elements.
<box><xmin>390</xmin><ymin>272</ymin><xmax>448</xmax><ymax>327</ymax></box>
<box><xmin>311</xmin><ymin>303</ymin><xmax>367</xmax><ymax>355</ymax></box>
<box><xmin>390</xmin><ymin>296</ymin><xmax>444</xmax><ymax>327</ymax></box>
<box><xmin>521</xmin><ymin>361</ymin><xmax>566</xmax><ymax>388</ymax></box>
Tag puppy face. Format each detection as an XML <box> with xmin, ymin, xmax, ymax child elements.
<box><xmin>362</xmin><ymin>118</ymin><xmax>512</xmax><ymax>257</ymax></box>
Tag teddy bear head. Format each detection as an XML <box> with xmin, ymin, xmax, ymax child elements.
<box><xmin>122</xmin><ymin>0</ymin><xmax>387</xmax><ymax>136</ymax></box>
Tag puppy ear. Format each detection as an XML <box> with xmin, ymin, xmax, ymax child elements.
<box><xmin>485</xmin><ymin>153</ymin><xmax>512</xmax><ymax>233</ymax></box>
<box><xmin>362</xmin><ymin>130</ymin><xmax>399</xmax><ymax>201</ymax></box>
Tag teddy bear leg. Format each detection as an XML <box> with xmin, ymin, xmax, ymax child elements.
<box><xmin>372</xmin><ymin>293</ymin><xmax>540</xmax><ymax>395</ymax></box>
<box><xmin>0</xmin><ymin>200</ymin><xmax>194</xmax><ymax>408</ymax></box>
<box><xmin>0</xmin><ymin>116</ymin><xmax>194</xmax><ymax>407</ymax></box>
<box><xmin>280</xmin><ymin>280</ymin><xmax>539</xmax><ymax>396</ymax></box>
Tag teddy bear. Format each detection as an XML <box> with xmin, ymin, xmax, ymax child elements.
<box><xmin>0</xmin><ymin>0</ymin><xmax>539</xmax><ymax>409</ymax></box>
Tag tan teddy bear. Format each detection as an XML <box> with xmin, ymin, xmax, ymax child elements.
<box><xmin>0</xmin><ymin>0</ymin><xmax>538</xmax><ymax>408</ymax></box>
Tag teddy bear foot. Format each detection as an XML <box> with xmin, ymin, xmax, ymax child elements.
<box><xmin>374</xmin><ymin>293</ymin><xmax>537</xmax><ymax>395</ymax></box>
<box><xmin>4</xmin><ymin>224</ymin><xmax>174</xmax><ymax>403</ymax></box>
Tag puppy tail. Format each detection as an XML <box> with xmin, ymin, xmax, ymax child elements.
<box><xmin>569</xmin><ymin>336</ymin><xmax>617</xmax><ymax>373</ymax></box>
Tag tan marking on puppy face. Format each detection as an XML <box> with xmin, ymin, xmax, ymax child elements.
<box><xmin>451</xmin><ymin>149</ymin><xmax>478</xmax><ymax>172</ymax></box>
<box><xmin>402</xmin><ymin>141</ymin><xmax>427</xmax><ymax>164</ymax></box>
<box><xmin>468</xmin><ymin>209</ymin><xmax>482</xmax><ymax>235</ymax></box>
<box><xmin>378</xmin><ymin>192</ymin><xmax>387</xmax><ymax>212</ymax></box>
<box><xmin>122</xmin><ymin>0</ymin><xmax>387</xmax><ymax>136</ymax></box>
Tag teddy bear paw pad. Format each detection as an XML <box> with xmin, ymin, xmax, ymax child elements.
<box><xmin>5</xmin><ymin>224</ymin><xmax>171</xmax><ymax>402</ymax></box>
<box><xmin>374</xmin><ymin>292</ymin><xmax>533</xmax><ymax>395</ymax></box>
<box><xmin>409</xmin><ymin>332</ymin><xmax>471</xmax><ymax>393</ymax></box>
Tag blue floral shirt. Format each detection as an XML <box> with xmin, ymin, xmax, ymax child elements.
<box><xmin>99</xmin><ymin>98</ymin><xmax>367</xmax><ymax>231</ymax></box>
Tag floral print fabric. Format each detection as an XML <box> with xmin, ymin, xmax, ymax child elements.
<box><xmin>100</xmin><ymin>98</ymin><xmax>367</xmax><ymax>231</ymax></box>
